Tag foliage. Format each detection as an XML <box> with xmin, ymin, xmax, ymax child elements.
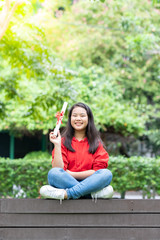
<box><xmin>23</xmin><ymin>151</ymin><xmax>51</xmax><ymax>160</ymax></box>
<box><xmin>0</xmin><ymin>157</ymin><xmax>51</xmax><ymax>198</ymax></box>
<box><xmin>72</xmin><ymin>66</ymin><xmax>148</xmax><ymax>136</ymax></box>
<box><xmin>93</xmin><ymin>0</ymin><xmax>160</xmax><ymax>7</ymax></box>
<box><xmin>110</xmin><ymin>156</ymin><xmax>159</xmax><ymax>198</ymax></box>
<box><xmin>0</xmin><ymin>1</ymin><xmax>76</xmax><ymax>134</ymax></box>
<box><xmin>0</xmin><ymin>154</ymin><xmax>160</xmax><ymax>198</ymax></box>
<box><xmin>38</xmin><ymin>0</ymin><xmax>160</xmax><ymax>150</ymax></box>
<box><xmin>0</xmin><ymin>0</ymin><xmax>160</xmax><ymax>150</ymax></box>
<box><xmin>46</xmin><ymin>0</ymin><xmax>160</xmax><ymax>107</ymax></box>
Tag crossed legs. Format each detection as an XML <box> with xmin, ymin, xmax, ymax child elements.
<box><xmin>48</xmin><ymin>167</ymin><xmax>113</xmax><ymax>199</ymax></box>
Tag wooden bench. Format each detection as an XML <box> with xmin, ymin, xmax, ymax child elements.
<box><xmin>0</xmin><ymin>199</ymin><xmax>160</xmax><ymax>240</ymax></box>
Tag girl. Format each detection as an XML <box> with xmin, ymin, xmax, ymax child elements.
<box><xmin>40</xmin><ymin>102</ymin><xmax>113</xmax><ymax>202</ymax></box>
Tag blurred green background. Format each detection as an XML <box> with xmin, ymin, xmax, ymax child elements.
<box><xmin>0</xmin><ymin>0</ymin><xmax>160</xmax><ymax>198</ymax></box>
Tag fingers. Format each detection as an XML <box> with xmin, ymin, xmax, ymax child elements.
<box><xmin>49</xmin><ymin>130</ymin><xmax>61</xmax><ymax>139</ymax></box>
<box><xmin>49</xmin><ymin>131</ymin><xmax>56</xmax><ymax>139</ymax></box>
<box><xmin>49</xmin><ymin>130</ymin><xmax>61</xmax><ymax>145</ymax></box>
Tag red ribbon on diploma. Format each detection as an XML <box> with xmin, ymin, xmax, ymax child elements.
<box><xmin>55</xmin><ymin>111</ymin><xmax>64</xmax><ymax>124</ymax></box>
<box><xmin>54</xmin><ymin>102</ymin><xmax>68</xmax><ymax>136</ymax></box>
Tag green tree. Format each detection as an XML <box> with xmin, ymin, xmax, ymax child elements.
<box><xmin>38</xmin><ymin>0</ymin><xmax>160</xmax><ymax>152</ymax></box>
<box><xmin>0</xmin><ymin>0</ymin><xmax>160</xmax><ymax>153</ymax></box>
<box><xmin>0</xmin><ymin>0</ymin><xmax>76</xmax><ymax>134</ymax></box>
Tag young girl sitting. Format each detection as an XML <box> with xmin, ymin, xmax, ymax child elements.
<box><xmin>40</xmin><ymin>102</ymin><xmax>113</xmax><ymax>201</ymax></box>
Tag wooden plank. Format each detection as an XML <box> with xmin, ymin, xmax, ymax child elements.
<box><xmin>0</xmin><ymin>213</ymin><xmax>160</xmax><ymax>227</ymax></box>
<box><xmin>1</xmin><ymin>199</ymin><xmax>130</xmax><ymax>213</ymax></box>
<box><xmin>130</xmin><ymin>200</ymin><xmax>160</xmax><ymax>212</ymax></box>
<box><xmin>1</xmin><ymin>228</ymin><xmax>160</xmax><ymax>240</ymax></box>
<box><xmin>1</xmin><ymin>199</ymin><xmax>160</xmax><ymax>213</ymax></box>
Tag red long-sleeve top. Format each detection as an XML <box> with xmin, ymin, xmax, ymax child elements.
<box><xmin>52</xmin><ymin>137</ymin><xmax>109</xmax><ymax>171</ymax></box>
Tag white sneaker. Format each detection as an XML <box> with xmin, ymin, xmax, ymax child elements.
<box><xmin>40</xmin><ymin>185</ymin><xmax>65</xmax><ymax>201</ymax></box>
<box><xmin>91</xmin><ymin>185</ymin><xmax>114</xmax><ymax>200</ymax></box>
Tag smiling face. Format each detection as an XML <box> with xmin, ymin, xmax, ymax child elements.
<box><xmin>71</xmin><ymin>107</ymin><xmax>88</xmax><ymax>132</ymax></box>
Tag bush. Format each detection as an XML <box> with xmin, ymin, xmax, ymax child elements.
<box><xmin>0</xmin><ymin>156</ymin><xmax>52</xmax><ymax>198</ymax></box>
<box><xmin>110</xmin><ymin>156</ymin><xmax>160</xmax><ymax>198</ymax></box>
<box><xmin>0</xmin><ymin>155</ymin><xmax>159</xmax><ymax>198</ymax></box>
<box><xmin>23</xmin><ymin>151</ymin><xmax>51</xmax><ymax>160</ymax></box>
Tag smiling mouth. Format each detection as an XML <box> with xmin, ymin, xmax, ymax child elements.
<box><xmin>75</xmin><ymin>122</ymin><xmax>83</xmax><ymax>125</ymax></box>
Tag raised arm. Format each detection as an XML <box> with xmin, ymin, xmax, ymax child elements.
<box><xmin>49</xmin><ymin>131</ymin><xmax>64</xmax><ymax>169</ymax></box>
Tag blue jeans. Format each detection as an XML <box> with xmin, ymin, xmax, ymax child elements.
<box><xmin>48</xmin><ymin>167</ymin><xmax>112</xmax><ymax>199</ymax></box>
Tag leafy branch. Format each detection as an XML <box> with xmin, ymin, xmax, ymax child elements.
<box><xmin>0</xmin><ymin>0</ymin><xmax>26</xmax><ymax>40</ymax></box>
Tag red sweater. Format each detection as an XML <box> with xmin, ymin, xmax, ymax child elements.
<box><xmin>52</xmin><ymin>137</ymin><xmax>109</xmax><ymax>171</ymax></box>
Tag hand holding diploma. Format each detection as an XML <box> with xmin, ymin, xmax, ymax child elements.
<box><xmin>53</xmin><ymin>102</ymin><xmax>68</xmax><ymax>136</ymax></box>
<box><xmin>50</xmin><ymin>102</ymin><xmax>68</xmax><ymax>168</ymax></box>
<box><xmin>49</xmin><ymin>130</ymin><xmax>61</xmax><ymax>146</ymax></box>
<box><xmin>49</xmin><ymin>102</ymin><xmax>68</xmax><ymax>144</ymax></box>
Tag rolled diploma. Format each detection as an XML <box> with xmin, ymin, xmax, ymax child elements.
<box><xmin>53</xmin><ymin>102</ymin><xmax>68</xmax><ymax>136</ymax></box>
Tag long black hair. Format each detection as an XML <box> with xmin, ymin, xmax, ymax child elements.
<box><xmin>62</xmin><ymin>102</ymin><xmax>102</xmax><ymax>154</ymax></box>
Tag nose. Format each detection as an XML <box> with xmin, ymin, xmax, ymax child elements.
<box><xmin>76</xmin><ymin>115</ymin><xmax>81</xmax><ymax>120</ymax></box>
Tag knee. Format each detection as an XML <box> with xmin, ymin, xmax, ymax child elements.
<box><xmin>98</xmin><ymin>169</ymin><xmax>113</xmax><ymax>182</ymax></box>
<box><xmin>48</xmin><ymin>167</ymin><xmax>64</xmax><ymax>184</ymax></box>
<box><xmin>106</xmin><ymin>169</ymin><xmax>113</xmax><ymax>182</ymax></box>
<box><xmin>48</xmin><ymin>167</ymin><xmax>63</xmax><ymax>179</ymax></box>
<box><xmin>104</xmin><ymin>169</ymin><xmax>112</xmax><ymax>181</ymax></box>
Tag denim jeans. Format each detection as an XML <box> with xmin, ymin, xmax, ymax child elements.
<box><xmin>48</xmin><ymin>167</ymin><xmax>112</xmax><ymax>199</ymax></box>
